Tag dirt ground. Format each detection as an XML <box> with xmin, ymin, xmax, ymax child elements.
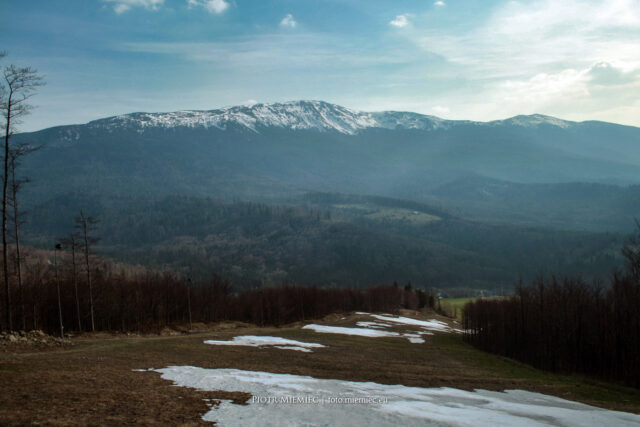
<box><xmin>1</xmin><ymin>310</ymin><xmax>639</xmax><ymax>425</ymax></box>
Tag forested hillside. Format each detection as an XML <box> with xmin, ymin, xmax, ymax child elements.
<box><xmin>24</xmin><ymin>193</ymin><xmax>624</xmax><ymax>290</ymax></box>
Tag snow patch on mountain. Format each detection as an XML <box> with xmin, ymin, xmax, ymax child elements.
<box><xmin>370</xmin><ymin>111</ymin><xmax>454</xmax><ymax>131</ymax></box>
<box><xmin>89</xmin><ymin>101</ymin><xmax>378</xmax><ymax>135</ymax></box>
<box><xmin>490</xmin><ymin>114</ymin><xmax>573</xmax><ymax>128</ymax></box>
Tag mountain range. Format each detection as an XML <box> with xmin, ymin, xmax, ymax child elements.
<box><xmin>12</xmin><ymin>101</ymin><xmax>640</xmax><ymax>289</ymax></box>
<box><xmin>17</xmin><ymin>100</ymin><xmax>640</xmax><ymax>229</ymax></box>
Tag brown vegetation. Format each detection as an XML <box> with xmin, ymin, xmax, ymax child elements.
<box><xmin>1</xmin><ymin>249</ymin><xmax>431</xmax><ymax>335</ymax></box>
<box><xmin>464</xmin><ymin>232</ymin><xmax>640</xmax><ymax>387</ymax></box>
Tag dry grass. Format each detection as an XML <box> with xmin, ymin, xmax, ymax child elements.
<box><xmin>1</xmin><ymin>310</ymin><xmax>639</xmax><ymax>425</ymax></box>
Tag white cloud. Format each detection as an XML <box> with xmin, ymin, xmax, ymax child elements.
<box><xmin>389</xmin><ymin>14</ymin><xmax>410</xmax><ymax>28</ymax></box>
<box><xmin>103</xmin><ymin>0</ymin><xmax>164</xmax><ymax>14</ymax></box>
<box><xmin>587</xmin><ymin>62</ymin><xmax>638</xmax><ymax>85</ymax></box>
<box><xmin>280</xmin><ymin>13</ymin><xmax>297</xmax><ymax>28</ymax></box>
<box><xmin>432</xmin><ymin>105</ymin><xmax>450</xmax><ymax>115</ymax></box>
<box><xmin>121</xmin><ymin>34</ymin><xmax>416</xmax><ymax>69</ymax></box>
<box><xmin>188</xmin><ymin>0</ymin><xmax>229</xmax><ymax>14</ymax></box>
<box><xmin>113</xmin><ymin>4</ymin><xmax>131</xmax><ymax>14</ymax></box>
<box><xmin>498</xmin><ymin>69</ymin><xmax>590</xmax><ymax>108</ymax></box>
<box><xmin>419</xmin><ymin>0</ymin><xmax>640</xmax><ymax>73</ymax></box>
<box><xmin>405</xmin><ymin>0</ymin><xmax>640</xmax><ymax>124</ymax></box>
<box><xmin>462</xmin><ymin>63</ymin><xmax>640</xmax><ymax>124</ymax></box>
<box><xmin>434</xmin><ymin>1</ymin><xmax>445</xmax><ymax>6</ymax></box>
<box><xmin>245</xmin><ymin>99</ymin><xmax>259</xmax><ymax>106</ymax></box>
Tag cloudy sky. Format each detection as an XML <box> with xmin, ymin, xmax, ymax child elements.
<box><xmin>1</xmin><ymin>0</ymin><xmax>639</xmax><ymax>131</ymax></box>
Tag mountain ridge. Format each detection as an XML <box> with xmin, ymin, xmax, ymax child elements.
<box><xmin>52</xmin><ymin>100</ymin><xmax>621</xmax><ymax>136</ymax></box>
<box><xmin>14</xmin><ymin>99</ymin><xmax>640</xmax><ymax>225</ymax></box>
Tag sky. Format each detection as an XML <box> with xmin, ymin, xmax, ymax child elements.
<box><xmin>1</xmin><ymin>0</ymin><xmax>640</xmax><ymax>131</ymax></box>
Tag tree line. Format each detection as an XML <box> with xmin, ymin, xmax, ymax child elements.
<box><xmin>463</xmin><ymin>228</ymin><xmax>640</xmax><ymax>387</ymax></box>
<box><xmin>0</xmin><ymin>248</ymin><xmax>425</xmax><ymax>333</ymax></box>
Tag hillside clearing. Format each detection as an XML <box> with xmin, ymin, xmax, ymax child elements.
<box><xmin>1</xmin><ymin>310</ymin><xmax>639</xmax><ymax>425</ymax></box>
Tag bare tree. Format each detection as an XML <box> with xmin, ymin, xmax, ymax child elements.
<box><xmin>9</xmin><ymin>143</ymin><xmax>39</xmax><ymax>330</ymax></box>
<box><xmin>76</xmin><ymin>211</ymin><xmax>100</xmax><ymax>332</ymax></box>
<box><xmin>54</xmin><ymin>243</ymin><xmax>64</xmax><ymax>339</ymax></box>
<box><xmin>0</xmin><ymin>51</ymin><xmax>4</xmax><ymax>329</ymax></box>
<box><xmin>1</xmin><ymin>57</ymin><xmax>44</xmax><ymax>330</ymax></box>
<box><xmin>59</xmin><ymin>232</ymin><xmax>82</xmax><ymax>331</ymax></box>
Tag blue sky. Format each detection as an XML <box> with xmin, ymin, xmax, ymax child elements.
<box><xmin>1</xmin><ymin>0</ymin><xmax>639</xmax><ymax>131</ymax></box>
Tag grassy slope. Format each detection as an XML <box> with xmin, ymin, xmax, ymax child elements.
<box><xmin>440</xmin><ymin>297</ymin><xmax>477</xmax><ymax>320</ymax></box>
<box><xmin>1</xmin><ymin>311</ymin><xmax>639</xmax><ymax>424</ymax></box>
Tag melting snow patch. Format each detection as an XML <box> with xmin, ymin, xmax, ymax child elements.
<box><xmin>204</xmin><ymin>336</ymin><xmax>325</xmax><ymax>352</ymax></box>
<box><xmin>153</xmin><ymin>367</ymin><xmax>640</xmax><ymax>426</ymax></box>
<box><xmin>302</xmin><ymin>324</ymin><xmax>400</xmax><ymax>338</ymax></box>
<box><xmin>371</xmin><ymin>314</ymin><xmax>458</xmax><ymax>333</ymax></box>
<box><xmin>402</xmin><ymin>333</ymin><xmax>426</xmax><ymax>344</ymax></box>
<box><xmin>304</xmin><ymin>323</ymin><xmax>431</xmax><ymax>343</ymax></box>
<box><xmin>356</xmin><ymin>321</ymin><xmax>392</xmax><ymax>329</ymax></box>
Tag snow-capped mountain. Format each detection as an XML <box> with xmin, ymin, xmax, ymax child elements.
<box><xmin>87</xmin><ymin>100</ymin><xmax>443</xmax><ymax>135</ymax></box>
<box><xmin>491</xmin><ymin>114</ymin><xmax>573</xmax><ymax>129</ymax></box>
<box><xmin>15</xmin><ymin>99</ymin><xmax>640</xmax><ymax>211</ymax></box>
<box><xmin>85</xmin><ymin>100</ymin><xmax>576</xmax><ymax>136</ymax></box>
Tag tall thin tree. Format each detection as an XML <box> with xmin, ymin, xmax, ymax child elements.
<box><xmin>76</xmin><ymin>211</ymin><xmax>99</xmax><ymax>332</ymax></box>
<box><xmin>59</xmin><ymin>232</ymin><xmax>82</xmax><ymax>331</ymax></box>
<box><xmin>54</xmin><ymin>243</ymin><xmax>64</xmax><ymax>339</ymax></box>
<box><xmin>1</xmin><ymin>57</ymin><xmax>44</xmax><ymax>331</ymax></box>
<box><xmin>9</xmin><ymin>143</ymin><xmax>39</xmax><ymax>330</ymax></box>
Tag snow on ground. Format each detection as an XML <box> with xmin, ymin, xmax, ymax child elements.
<box><xmin>303</xmin><ymin>323</ymin><xmax>436</xmax><ymax>344</ymax></box>
<box><xmin>370</xmin><ymin>314</ymin><xmax>457</xmax><ymax>333</ymax></box>
<box><xmin>204</xmin><ymin>336</ymin><xmax>325</xmax><ymax>353</ymax></box>
<box><xmin>302</xmin><ymin>324</ymin><xmax>400</xmax><ymax>338</ymax></box>
<box><xmin>402</xmin><ymin>333</ymin><xmax>426</xmax><ymax>344</ymax></box>
<box><xmin>152</xmin><ymin>366</ymin><xmax>640</xmax><ymax>427</ymax></box>
<box><xmin>355</xmin><ymin>321</ymin><xmax>392</xmax><ymax>329</ymax></box>
<box><xmin>304</xmin><ymin>311</ymin><xmax>461</xmax><ymax>344</ymax></box>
